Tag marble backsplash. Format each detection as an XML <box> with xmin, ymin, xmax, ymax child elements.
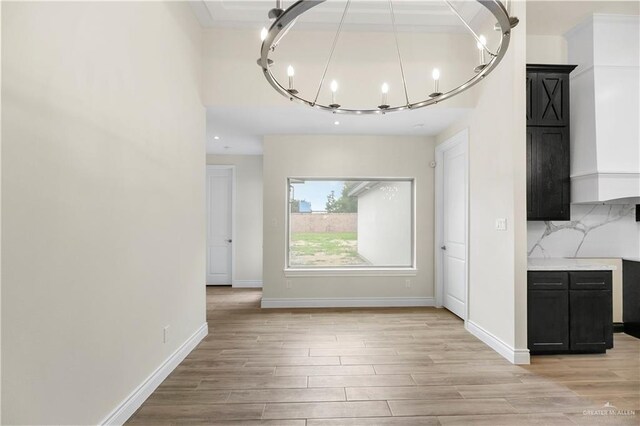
<box><xmin>528</xmin><ymin>204</ymin><xmax>639</xmax><ymax>259</ymax></box>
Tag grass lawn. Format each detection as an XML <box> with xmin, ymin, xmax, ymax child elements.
<box><xmin>290</xmin><ymin>232</ymin><xmax>366</xmax><ymax>266</ymax></box>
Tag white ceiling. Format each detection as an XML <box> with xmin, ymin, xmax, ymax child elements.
<box><xmin>191</xmin><ymin>0</ymin><xmax>485</xmax><ymax>32</ymax></box>
<box><xmin>527</xmin><ymin>0</ymin><xmax>639</xmax><ymax>35</ymax></box>
<box><xmin>206</xmin><ymin>105</ymin><xmax>471</xmax><ymax>154</ymax></box>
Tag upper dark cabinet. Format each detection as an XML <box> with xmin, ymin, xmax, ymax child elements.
<box><xmin>526</xmin><ymin>64</ymin><xmax>576</xmax><ymax>221</ymax></box>
<box><xmin>527</xmin><ymin>65</ymin><xmax>576</xmax><ymax>127</ymax></box>
<box><xmin>528</xmin><ymin>127</ymin><xmax>570</xmax><ymax>221</ymax></box>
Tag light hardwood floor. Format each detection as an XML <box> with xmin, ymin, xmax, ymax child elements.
<box><xmin>127</xmin><ymin>287</ymin><xmax>640</xmax><ymax>425</ymax></box>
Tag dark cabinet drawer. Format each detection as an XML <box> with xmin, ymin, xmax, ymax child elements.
<box><xmin>528</xmin><ymin>271</ymin><xmax>568</xmax><ymax>290</ymax></box>
<box><xmin>569</xmin><ymin>271</ymin><xmax>612</xmax><ymax>290</ymax></box>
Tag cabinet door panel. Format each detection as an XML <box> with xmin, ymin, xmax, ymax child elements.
<box><xmin>570</xmin><ymin>290</ymin><xmax>612</xmax><ymax>353</ymax></box>
<box><xmin>534</xmin><ymin>127</ymin><xmax>570</xmax><ymax>220</ymax></box>
<box><xmin>537</xmin><ymin>73</ymin><xmax>570</xmax><ymax>126</ymax></box>
<box><xmin>526</xmin><ymin>128</ymin><xmax>536</xmax><ymax>218</ymax></box>
<box><xmin>526</xmin><ymin>73</ymin><xmax>537</xmax><ymax>125</ymax></box>
<box><xmin>528</xmin><ymin>290</ymin><xmax>569</xmax><ymax>353</ymax></box>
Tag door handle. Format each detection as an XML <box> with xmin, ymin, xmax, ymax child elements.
<box><xmin>441</xmin><ymin>245</ymin><xmax>447</xmax><ymax>250</ymax></box>
<box><xmin>227</xmin><ymin>239</ymin><xmax>232</xmax><ymax>243</ymax></box>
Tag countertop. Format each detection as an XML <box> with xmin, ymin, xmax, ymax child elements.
<box><xmin>528</xmin><ymin>258</ymin><xmax>618</xmax><ymax>271</ymax></box>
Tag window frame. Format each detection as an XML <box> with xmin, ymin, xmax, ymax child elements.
<box><xmin>285</xmin><ymin>177</ymin><xmax>417</xmax><ymax>274</ymax></box>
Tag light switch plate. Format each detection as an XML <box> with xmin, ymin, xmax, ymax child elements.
<box><xmin>495</xmin><ymin>218</ymin><xmax>507</xmax><ymax>231</ymax></box>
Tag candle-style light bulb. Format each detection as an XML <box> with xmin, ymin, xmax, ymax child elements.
<box><xmin>260</xmin><ymin>27</ymin><xmax>268</xmax><ymax>42</ymax></box>
<box><xmin>329</xmin><ymin>80</ymin><xmax>339</xmax><ymax>108</ymax></box>
<box><xmin>379</xmin><ymin>83</ymin><xmax>390</xmax><ymax>109</ymax></box>
<box><xmin>430</xmin><ymin>68</ymin><xmax>442</xmax><ymax>98</ymax></box>
<box><xmin>287</xmin><ymin>65</ymin><xmax>297</xmax><ymax>94</ymax></box>
<box><xmin>477</xmin><ymin>35</ymin><xmax>487</xmax><ymax>64</ymax></box>
<box><xmin>474</xmin><ymin>35</ymin><xmax>488</xmax><ymax>73</ymax></box>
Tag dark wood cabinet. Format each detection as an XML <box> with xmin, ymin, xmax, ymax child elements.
<box><xmin>622</xmin><ymin>260</ymin><xmax>640</xmax><ymax>338</ymax></box>
<box><xmin>526</xmin><ymin>64</ymin><xmax>576</xmax><ymax>221</ymax></box>
<box><xmin>528</xmin><ymin>270</ymin><xmax>613</xmax><ymax>354</ymax></box>
<box><xmin>527</xmin><ymin>127</ymin><xmax>570</xmax><ymax>220</ymax></box>
<box><xmin>528</xmin><ymin>70</ymin><xmax>571</xmax><ymax>126</ymax></box>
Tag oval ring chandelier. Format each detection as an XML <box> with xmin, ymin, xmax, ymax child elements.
<box><xmin>258</xmin><ymin>0</ymin><xmax>519</xmax><ymax>115</ymax></box>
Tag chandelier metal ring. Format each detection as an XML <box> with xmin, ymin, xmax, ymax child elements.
<box><xmin>259</xmin><ymin>0</ymin><xmax>516</xmax><ymax>115</ymax></box>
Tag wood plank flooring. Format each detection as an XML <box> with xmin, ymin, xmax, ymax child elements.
<box><xmin>127</xmin><ymin>287</ymin><xmax>640</xmax><ymax>425</ymax></box>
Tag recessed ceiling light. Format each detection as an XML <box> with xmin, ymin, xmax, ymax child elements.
<box><xmin>223</xmin><ymin>146</ymin><xmax>230</xmax><ymax>150</ymax></box>
<box><xmin>334</xmin><ymin>121</ymin><xmax>340</xmax><ymax>125</ymax></box>
<box><xmin>413</xmin><ymin>123</ymin><xmax>424</xmax><ymax>128</ymax></box>
<box><xmin>213</xmin><ymin>136</ymin><xmax>220</xmax><ymax>140</ymax></box>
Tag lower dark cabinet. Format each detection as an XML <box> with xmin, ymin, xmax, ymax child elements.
<box><xmin>528</xmin><ymin>290</ymin><xmax>569</xmax><ymax>352</ymax></box>
<box><xmin>570</xmin><ymin>290</ymin><xmax>612</xmax><ymax>352</ymax></box>
<box><xmin>528</xmin><ymin>270</ymin><xmax>613</xmax><ymax>354</ymax></box>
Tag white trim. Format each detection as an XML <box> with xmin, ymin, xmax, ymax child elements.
<box><xmin>261</xmin><ymin>297</ymin><xmax>435</xmax><ymax>309</ymax></box>
<box><xmin>206</xmin><ymin>165</ymin><xmax>236</xmax><ymax>286</ymax></box>
<box><xmin>466</xmin><ymin>320</ymin><xmax>530</xmax><ymax>365</ymax></box>
<box><xmin>284</xmin><ymin>268</ymin><xmax>417</xmax><ymax>278</ymax></box>
<box><xmin>232</xmin><ymin>280</ymin><xmax>263</xmax><ymax>288</ymax></box>
<box><xmin>434</xmin><ymin>129</ymin><xmax>469</xmax><ymax>320</ymax></box>
<box><xmin>100</xmin><ymin>323</ymin><xmax>208</xmax><ymax>425</ymax></box>
<box><xmin>570</xmin><ymin>171</ymin><xmax>640</xmax><ymax>179</ymax></box>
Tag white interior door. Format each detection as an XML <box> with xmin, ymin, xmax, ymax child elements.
<box><xmin>439</xmin><ymin>135</ymin><xmax>468</xmax><ymax>319</ymax></box>
<box><xmin>207</xmin><ymin>167</ymin><xmax>233</xmax><ymax>285</ymax></box>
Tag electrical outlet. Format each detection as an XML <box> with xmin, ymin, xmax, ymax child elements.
<box><xmin>405</xmin><ymin>279</ymin><xmax>411</xmax><ymax>288</ymax></box>
<box><xmin>495</xmin><ymin>218</ymin><xmax>507</xmax><ymax>231</ymax></box>
<box><xmin>163</xmin><ymin>325</ymin><xmax>170</xmax><ymax>344</ymax></box>
<box><xmin>286</xmin><ymin>280</ymin><xmax>292</xmax><ymax>289</ymax></box>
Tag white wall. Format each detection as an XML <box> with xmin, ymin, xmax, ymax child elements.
<box><xmin>526</xmin><ymin>35</ymin><xmax>568</xmax><ymax>64</ymax></box>
<box><xmin>357</xmin><ymin>182</ymin><xmax>412</xmax><ymax>266</ymax></box>
<box><xmin>0</xmin><ymin>1</ymin><xmax>3</xmax><ymax>421</ymax></box>
<box><xmin>436</xmin><ymin>1</ymin><xmax>528</xmax><ymax>363</ymax></box>
<box><xmin>262</xmin><ymin>135</ymin><xmax>434</xmax><ymax>305</ymax></box>
<box><xmin>1</xmin><ymin>2</ymin><xmax>206</xmax><ymax>424</ymax></box>
<box><xmin>206</xmin><ymin>155</ymin><xmax>263</xmax><ymax>286</ymax></box>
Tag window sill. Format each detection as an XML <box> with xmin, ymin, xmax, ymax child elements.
<box><xmin>284</xmin><ymin>268</ymin><xmax>417</xmax><ymax>278</ymax></box>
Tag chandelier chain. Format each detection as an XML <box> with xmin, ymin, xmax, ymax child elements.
<box><xmin>313</xmin><ymin>0</ymin><xmax>352</xmax><ymax>106</ymax></box>
<box><xmin>444</xmin><ymin>0</ymin><xmax>497</xmax><ymax>57</ymax></box>
<box><xmin>388</xmin><ymin>0</ymin><xmax>410</xmax><ymax>107</ymax></box>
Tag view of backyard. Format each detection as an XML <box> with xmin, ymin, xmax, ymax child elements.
<box><xmin>289</xmin><ymin>232</ymin><xmax>368</xmax><ymax>266</ymax></box>
<box><xmin>288</xmin><ymin>179</ymin><xmax>413</xmax><ymax>268</ymax></box>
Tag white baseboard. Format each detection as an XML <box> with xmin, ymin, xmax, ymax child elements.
<box><xmin>100</xmin><ymin>322</ymin><xmax>208</xmax><ymax>425</ymax></box>
<box><xmin>261</xmin><ymin>297</ymin><xmax>435</xmax><ymax>308</ymax></box>
<box><xmin>233</xmin><ymin>280</ymin><xmax>263</xmax><ymax>288</ymax></box>
<box><xmin>465</xmin><ymin>320</ymin><xmax>530</xmax><ymax>365</ymax></box>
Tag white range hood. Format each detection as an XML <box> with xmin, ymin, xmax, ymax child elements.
<box><xmin>566</xmin><ymin>15</ymin><xmax>640</xmax><ymax>205</ymax></box>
